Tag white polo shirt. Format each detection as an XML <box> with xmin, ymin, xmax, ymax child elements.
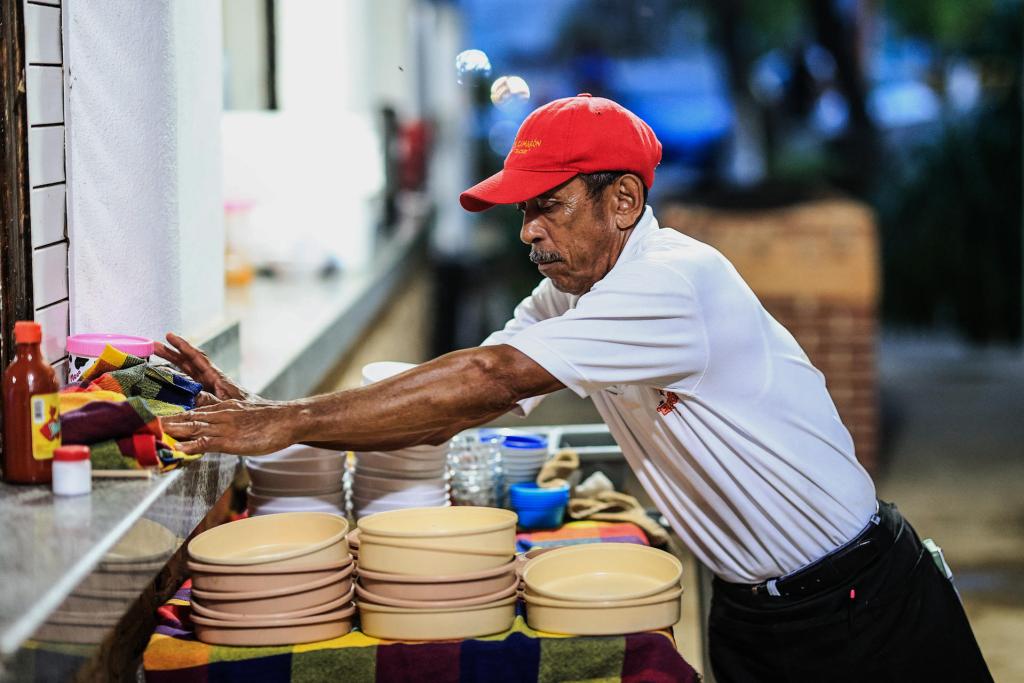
<box><xmin>482</xmin><ymin>206</ymin><xmax>877</xmax><ymax>583</ymax></box>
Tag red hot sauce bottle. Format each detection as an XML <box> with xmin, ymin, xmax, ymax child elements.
<box><xmin>2</xmin><ymin>321</ymin><xmax>61</xmax><ymax>484</ymax></box>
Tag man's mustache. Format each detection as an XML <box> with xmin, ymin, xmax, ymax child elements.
<box><xmin>530</xmin><ymin>249</ymin><xmax>563</xmax><ymax>265</ymax></box>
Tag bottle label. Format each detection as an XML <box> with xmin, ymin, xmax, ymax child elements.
<box><xmin>30</xmin><ymin>393</ymin><xmax>61</xmax><ymax>461</ymax></box>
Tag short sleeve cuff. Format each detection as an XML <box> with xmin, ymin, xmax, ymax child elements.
<box><xmin>507</xmin><ymin>333</ymin><xmax>592</xmax><ymax>398</ymax></box>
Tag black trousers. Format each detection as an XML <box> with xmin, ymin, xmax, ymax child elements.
<box><xmin>709</xmin><ymin>503</ymin><xmax>993</xmax><ymax>683</ymax></box>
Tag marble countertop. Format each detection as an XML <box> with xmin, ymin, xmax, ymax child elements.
<box><xmin>0</xmin><ymin>454</ymin><xmax>238</xmax><ymax>655</ymax></box>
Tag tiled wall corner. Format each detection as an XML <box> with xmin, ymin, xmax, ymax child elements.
<box><xmin>24</xmin><ymin>0</ymin><xmax>69</xmax><ymax>381</ymax></box>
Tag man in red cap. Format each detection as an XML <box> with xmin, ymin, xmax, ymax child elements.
<box><xmin>162</xmin><ymin>95</ymin><xmax>990</xmax><ymax>681</ymax></box>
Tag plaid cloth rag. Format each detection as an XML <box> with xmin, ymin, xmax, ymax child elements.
<box><xmin>143</xmin><ymin>522</ymin><xmax>697</xmax><ymax>683</ymax></box>
<box><xmin>75</xmin><ymin>344</ymin><xmax>202</xmax><ymax>409</ymax></box>
<box><xmin>59</xmin><ymin>345</ymin><xmax>203</xmax><ymax>471</ymax></box>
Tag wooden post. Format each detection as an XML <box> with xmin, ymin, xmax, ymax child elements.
<box><xmin>0</xmin><ymin>0</ymin><xmax>36</xmax><ymax>375</ymax></box>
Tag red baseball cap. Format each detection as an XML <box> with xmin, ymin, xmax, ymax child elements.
<box><xmin>460</xmin><ymin>94</ymin><xmax>662</xmax><ymax>212</ymax></box>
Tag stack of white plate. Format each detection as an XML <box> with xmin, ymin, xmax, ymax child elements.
<box><xmin>246</xmin><ymin>445</ymin><xmax>346</xmax><ymax>516</ymax></box>
<box><xmin>351</xmin><ymin>362</ymin><xmax>450</xmax><ymax>519</ymax></box>
<box><xmin>496</xmin><ymin>434</ymin><xmax>549</xmax><ymax>486</ymax></box>
<box><xmin>351</xmin><ymin>446</ymin><xmax>450</xmax><ymax>519</ymax></box>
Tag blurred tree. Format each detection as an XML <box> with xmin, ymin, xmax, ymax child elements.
<box><xmin>877</xmin><ymin>0</ymin><xmax>1022</xmax><ymax>343</ymax></box>
<box><xmin>887</xmin><ymin>0</ymin><xmax>996</xmax><ymax>50</ymax></box>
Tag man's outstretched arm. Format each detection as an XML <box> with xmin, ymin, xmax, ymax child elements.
<box><xmin>161</xmin><ymin>344</ymin><xmax>563</xmax><ymax>455</ymax></box>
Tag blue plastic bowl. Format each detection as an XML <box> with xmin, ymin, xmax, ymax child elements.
<box><xmin>502</xmin><ymin>434</ymin><xmax>548</xmax><ymax>450</ymax></box>
<box><xmin>509</xmin><ymin>482</ymin><xmax>568</xmax><ymax>503</ymax></box>
<box><xmin>514</xmin><ymin>502</ymin><xmax>566</xmax><ymax>530</ymax></box>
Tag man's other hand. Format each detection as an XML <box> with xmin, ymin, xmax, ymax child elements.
<box><xmin>155</xmin><ymin>332</ymin><xmax>258</xmax><ymax>404</ymax></box>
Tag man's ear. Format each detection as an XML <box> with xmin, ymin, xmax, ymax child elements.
<box><xmin>613</xmin><ymin>174</ymin><xmax>645</xmax><ymax>230</ymax></box>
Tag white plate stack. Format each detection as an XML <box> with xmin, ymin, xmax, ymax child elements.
<box><xmin>494</xmin><ymin>434</ymin><xmax>549</xmax><ymax>488</ymax></box>
<box><xmin>351</xmin><ymin>446</ymin><xmax>450</xmax><ymax>518</ymax></box>
<box><xmin>245</xmin><ymin>445</ymin><xmax>347</xmax><ymax>516</ymax></box>
<box><xmin>351</xmin><ymin>362</ymin><xmax>450</xmax><ymax>519</ymax></box>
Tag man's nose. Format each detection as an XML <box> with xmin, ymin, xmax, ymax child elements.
<box><xmin>520</xmin><ymin>217</ymin><xmax>544</xmax><ymax>245</ymax></box>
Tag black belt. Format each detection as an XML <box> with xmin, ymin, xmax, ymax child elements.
<box><xmin>718</xmin><ymin>502</ymin><xmax>901</xmax><ymax>600</ymax></box>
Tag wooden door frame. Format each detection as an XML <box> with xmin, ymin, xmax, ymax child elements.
<box><xmin>0</xmin><ymin>0</ymin><xmax>35</xmax><ymax>372</ymax></box>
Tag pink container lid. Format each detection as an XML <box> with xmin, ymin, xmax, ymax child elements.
<box><xmin>66</xmin><ymin>333</ymin><xmax>155</xmax><ymax>358</ymax></box>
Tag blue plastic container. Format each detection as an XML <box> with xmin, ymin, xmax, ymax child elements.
<box><xmin>509</xmin><ymin>483</ymin><xmax>569</xmax><ymax>529</ymax></box>
<box><xmin>515</xmin><ymin>503</ymin><xmax>566</xmax><ymax>529</ymax></box>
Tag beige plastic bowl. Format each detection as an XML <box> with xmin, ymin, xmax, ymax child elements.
<box><xmin>523</xmin><ymin>587</ymin><xmax>682</xmax><ymax>636</ymax></box>
<box><xmin>191</xmin><ymin>565</ymin><xmax>354</xmax><ymax>615</ymax></box>
<box><xmin>192</xmin><ymin>586</ymin><xmax>354</xmax><ymax>621</ymax></box>
<box><xmin>356</xmin><ymin>559</ymin><xmax>517</xmax><ymax>601</ymax></box>
<box><xmin>187</xmin><ymin>512</ymin><xmax>349</xmax><ymax>567</ymax></box>
<box><xmin>104</xmin><ymin>518</ymin><xmax>178</xmax><ymax>564</ymax></box>
<box><xmin>61</xmin><ymin>588</ymin><xmax>138</xmax><ymax>613</ymax></box>
<box><xmin>358</xmin><ymin>595</ymin><xmax>516</xmax><ymax>640</ymax></box>
<box><xmin>357</xmin><ymin>534</ymin><xmax>512</xmax><ymax>576</ymax></box>
<box><xmin>356</xmin><ymin>581</ymin><xmax>516</xmax><ymax>609</ymax></box>
<box><xmin>193</xmin><ymin>603</ymin><xmax>356</xmax><ymax>646</ymax></box>
<box><xmin>79</xmin><ymin>559</ymin><xmax>168</xmax><ymax>593</ymax></box>
<box><xmin>188</xmin><ymin>556</ymin><xmax>352</xmax><ymax>593</ymax></box>
<box><xmin>357</xmin><ymin>507</ymin><xmax>515</xmax><ymax>549</ymax></box>
<box><xmin>521</xmin><ymin>543</ymin><xmax>682</xmax><ymax>602</ymax></box>
<box><xmin>246</xmin><ymin>462</ymin><xmax>345</xmax><ymax>492</ymax></box>
<box><xmin>356</xmin><ymin>451</ymin><xmax>446</xmax><ymax>473</ymax></box>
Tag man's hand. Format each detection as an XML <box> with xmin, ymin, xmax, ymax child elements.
<box><xmin>161</xmin><ymin>399</ymin><xmax>297</xmax><ymax>455</ymax></box>
<box><xmin>155</xmin><ymin>333</ymin><xmax>259</xmax><ymax>405</ymax></box>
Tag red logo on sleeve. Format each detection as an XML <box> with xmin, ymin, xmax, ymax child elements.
<box><xmin>656</xmin><ymin>391</ymin><xmax>679</xmax><ymax>415</ymax></box>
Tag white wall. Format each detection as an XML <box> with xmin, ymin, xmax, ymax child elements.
<box><xmin>64</xmin><ymin>0</ymin><xmax>225</xmax><ymax>342</ymax></box>
<box><xmin>222</xmin><ymin>0</ymin><xmax>408</xmax><ymax>273</ymax></box>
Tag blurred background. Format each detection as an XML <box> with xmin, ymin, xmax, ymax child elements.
<box><xmin>218</xmin><ymin>0</ymin><xmax>1022</xmax><ymax>676</ymax></box>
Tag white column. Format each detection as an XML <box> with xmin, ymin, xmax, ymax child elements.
<box><xmin>65</xmin><ymin>0</ymin><xmax>225</xmax><ymax>341</ymax></box>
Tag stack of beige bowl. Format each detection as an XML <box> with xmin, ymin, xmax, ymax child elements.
<box><xmin>246</xmin><ymin>445</ymin><xmax>346</xmax><ymax>516</ymax></box>
<box><xmin>355</xmin><ymin>506</ymin><xmax>519</xmax><ymax>640</ymax></box>
<box><xmin>521</xmin><ymin>543</ymin><xmax>683</xmax><ymax>635</ymax></box>
<box><xmin>36</xmin><ymin>518</ymin><xmax>178</xmax><ymax>645</ymax></box>
<box><xmin>351</xmin><ymin>362</ymin><xmax>449</xmax><ymax>519</ymax></box>
<box><xmin>186</xmin><ymin>512</ymin><xmax>355</xmax><ymax>646</ymax></box>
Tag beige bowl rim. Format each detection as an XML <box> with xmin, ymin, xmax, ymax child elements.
<box><xmin>523</xmin><ymin>586</ymin><xmax>683</xmax><ymax>609</ymax></box>
<box><xmin>192</xmin><ymin>585</ymin><xmax>354</xmax><ymax>621</ymax></box>
<box><xmin>191</xmin><ymin>564</ymin><xmax>353</xmax><ymax>601</ymax></box>
<box><xmin>191</xmin><ymin>602</ymin><xmax>356</xmax><ymax>628</ymax></box>
<box><xmin>357</xmin><ymin>506</ymin><xmax>516</xmax><ymax>539</ymax></box>
<box><xmin>357</xmin><ymin>532</ymin><xmax>512</xmax><ymax>557</ymax></box>
<box><xmin>187</xmin><ymin>555</ymin><xmax>352</xmax><ymax>576</ymax></box>
<box><xmin>356</xmin><ymin>594</ymin><xmax>517</xmax><ymax>615</ymax></box>
<box><xmin>355</xmin><ymin>581</ymin><xmax>517</xmax><ymax>608</ymax></box>
<box><xmin>355</xmin><ymin>557</ymin><xmax>515</xmax><ymax>583</ymax></box>
<box><xmin>187</xmin><ymin>512</ymin><xmax>349</xmax><ymax>566</ymax></box>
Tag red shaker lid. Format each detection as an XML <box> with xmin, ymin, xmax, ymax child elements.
<box><xmin>54</xmin><ymin>446</ymin><xmax>90</xmax><ymax>462</ymax></box>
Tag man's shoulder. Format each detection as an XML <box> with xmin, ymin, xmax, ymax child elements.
<box><xmin>631</xmin><ymin>225</ymin><xmax>733</xmax><ymax>283</ymax></box>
